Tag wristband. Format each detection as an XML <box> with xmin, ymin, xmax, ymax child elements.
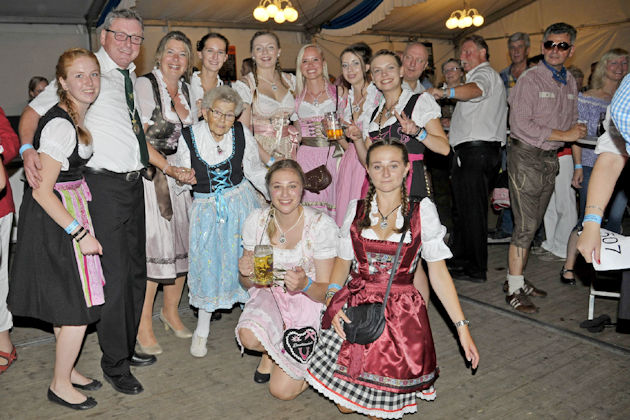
<box><xmin>325</xmin><ymin>290</ymin><xmax>337</xmax><ymax>301</ymax></box>
<box><xmin>266</xmin><ymin>156</ymin><xmax>276</xmax><ymax>168</ymax></box>
<box><xmin>19</xmin><ymin>144</ymin><xmax>34</xmax><ymax>158</ymax></box>
<box><xmin>76</xmin><ymin>230</ymin><xmax>89</xmax><ymax>242</ymax></box>
<box><xmin>454</xmin><ymin>319</ymin><xmax>469</xmax><ymax>328</ymax></box>
<box><xmin>65</xmin><ymin>219</ymin><xmax>80</xmax><ymax>234</ymax></box>
<box><xmin>583</xmin><ymin>214</ymin><xmax>602</xmax><ymax>224</ymax></box>
<box><xmin>302</xmin><ymin>277</ymin><xmax>314</xmax><ymax>293</ymax></box>
<box><xmin>327</xmin><ymin>283</ymin><xmax>342</xmax><ymax>292</ymax></box>
<box><xmin>71</xmin><ymin>226</ymin><xmax>86</xmax><ymax>239</ymax></box>
<box><xmin>574</xmin><ymin>164</ymin><xmax>583</xmax><ymax>170</ymax></box>
<box><xmin>162</xmin><ymin>164</ymin><xmax>170</xmax><ymax>175</ymax></box>
<box><xmin>449</xmin><ymin>87</ymin><xmax>455</xmax><ymax>99</ymax></box>
<box><xmin>418</xmin><ymin>129</ymin><xmax>427</xmax><ymax>141</ymax></box>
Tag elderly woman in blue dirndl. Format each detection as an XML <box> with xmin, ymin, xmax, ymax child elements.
<box><xmin>174</xmin><ymin>85</ymin><xmax>268</xmax><ymax>357</ymax></box>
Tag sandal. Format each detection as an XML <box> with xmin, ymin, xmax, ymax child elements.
<box><xmin>0</xmin><ymin>345</ymin><xmax>17</xmax><ymax>375</ymax></box>
<box><xmin>560</xmin><ymin>267</ymin><xmax>576</xmax><ymax>285</ymax></box>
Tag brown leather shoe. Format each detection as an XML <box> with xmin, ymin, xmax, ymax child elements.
<box><xmin>506</xmin><ymin>289</ymin><xmax>539</xmax><ymax>314</ymax></box>
<box><xmin>503</xmin><ymin>280</ymin><xmax>547</xmax><ymax>297</ymax></box>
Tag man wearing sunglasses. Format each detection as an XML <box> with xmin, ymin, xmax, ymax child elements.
<box><xmin>505</xmin><ymin>22</ymin><xmax>587</xmax><ymax>313</ymax></box>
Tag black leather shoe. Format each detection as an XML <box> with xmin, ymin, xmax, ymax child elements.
<box><xmin>211</xmin><ymin>311</ymin><xmax>222</xmax><ymax>321</ymax></box>
<box><xmin>72</xmin><ymin>378</ymin><xmax>102</xmax><ymax>391</ymax></box>
<box><xmin>253</xmin><ymin>369</ymin><xmax>270</xmax><ymax>384</ymax></box>
<box><xmin>130</xmin><ymin>352</ymin><xmax>157</xmax><ymax>367</ymax></box>
<box><xmin>103</xmin><ymin>372</ymin><xmax>144</xmax><ymax>395</ymax></box>
<box><xmin>47</xmin><ymin>388</ymin><xmax>97</xmax><ymax>410</ymax></box>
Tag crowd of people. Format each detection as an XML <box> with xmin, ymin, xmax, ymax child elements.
<box><xmin>0</xmin><ymin>6</ymin><xmax>628</xmax><ymax>419</ymax></box>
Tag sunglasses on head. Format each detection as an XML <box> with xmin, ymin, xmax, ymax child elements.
<box><xmin>543</xmin><ymin>41</ymin><xmax>572</xmax><ymax>51</ymax></box>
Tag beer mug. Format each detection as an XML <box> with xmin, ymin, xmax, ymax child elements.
<box><xmin>253</xmin><ymin>245</ymin><xmax>274</xmax><ymax>287</ymax></box>
<box><xmin>324</xmin><ymin>112</ymin><xmax>343</xmax><ymax>140</ymax></box>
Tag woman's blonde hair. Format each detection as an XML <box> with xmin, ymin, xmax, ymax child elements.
<box><xmin>295</xmin><ymin>44</ymin><xmax>329</xmax><ymax>96</ymax></box>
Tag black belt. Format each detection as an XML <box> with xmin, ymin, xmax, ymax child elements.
<box><xmin>453</xmin><ymin>140</ymin><xmax>501</xmax><ymax>152</ymax></box>
<box><xmin>84</xmin><ymin>167</ymin><xmax>144</xmax><ymax>182</ymax></box>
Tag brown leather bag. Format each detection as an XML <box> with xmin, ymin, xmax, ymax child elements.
<box><xmin>303</xmin><ymin>164</ymin><xmax>332</xmax><ymax>193</ymax></box>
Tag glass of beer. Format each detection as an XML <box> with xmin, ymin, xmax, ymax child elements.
<box><xmin>324</xmin><ymin>112</ymin><xmax>343</xmax><ymax>140</ymax></box>
<box><xmin>253</xmin><ymin>245</ymin><xmax>274</xmax><ymax>287</ymax></box>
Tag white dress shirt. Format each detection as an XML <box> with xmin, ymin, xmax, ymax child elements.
<box><xmin>449</xmin><ymin>62</ymin><xmax>507</xmax><ymax>147</ymax></box>
<box><xmin>29</xmin><ymin>48</ymin><xmax>144</xmax><ymax>172</ymax></box>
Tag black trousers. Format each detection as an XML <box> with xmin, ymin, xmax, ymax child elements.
<box><xmin>450</xmin><ymin>141</ymin><xmax>501</xmax><ymax>277</ymax></box>
<box><xmin>86</xmin><ymin>172</ymin><xmax>146</xmax><ymax>376</ymax></box>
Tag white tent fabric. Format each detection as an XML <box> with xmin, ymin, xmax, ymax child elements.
<box><xmin>320</xmin><ymin>0</ymin><xmax>425</xmax><ymax>37</ymax></box>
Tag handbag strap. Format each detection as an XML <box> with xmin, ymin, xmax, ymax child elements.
<box><xmin>380</xmin><ymin>203</ymin><xmax>414</xmax><ymax>315</ymax></box>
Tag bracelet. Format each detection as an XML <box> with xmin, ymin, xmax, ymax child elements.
<box><xmin>266</xmin><ymin>156</ymin><xmax>276</xmax><ymax>168</ymax></box>
<box><xmin>454</xmin><ymin>319</ymin><xmax>470</xmax><ymax>328</ymax></box>
<box><xmin>441</xmin><ymin>88</ymin><xmax>447</xmax><ymax>98</ymax></box>
<box><xmin>71</xmin><ymin>226</ymin><xmax>86</xmax><ymax>239</ymax></box>
<box><xmin>418</xmin><ymin>129</ymin><xmax>427</xmax><ymax>141</ymax></box>
<box><xmin>65</xmin><ymin>219</ymin><xmax>80</xmax><ymax>234</ymax></box>
<box><xmin>162</xmin><ymin>164</ymin><xmax>170</xmax><ymax>175</ymax></box>
<box><xmin>325</xmin><ymin>290</ymin><xmax>337</xmax><ymax>301</ymax></box>
<box><xmin>75</xmin><ymin>229</ymin><xmax>89</xmax><ymax>242</ymax></box>
<box><xmin>583</xmin><ymin>214</ymin><xmax>602</xmax><ymax>224</ymax></box>
<box><xmin>327</xmin><ymin>283</ymin><xmax>342</xmax><ymax>292</ymax></box>
<box><xmin>574</xmin><ymin>164</ymin><xmax>583</xmax><ymax>170</ymax></box>
<box><xmin>19</xmin><ymin>144</ymin><xmax>34</xmax><ymax>158</ymax></box>
<box><xmin>449</xmin><ymin>87</ymin><xmax>455</xmax><ymax>99</ymax></box>
<box><xmin>302</xmin><ymin>277</ymin><xmax>313</xmax><ymax>293</ymax></box>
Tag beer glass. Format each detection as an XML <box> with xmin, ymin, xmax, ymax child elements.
<box><xmin>253</xmin><ymin>245</ymin><xmax>274</xmax><ymax>286</ymax></box>
<box><xmin>324</xmin><ymin>112</ymin><xmax>343</xmax><ymax>140</ymax></box>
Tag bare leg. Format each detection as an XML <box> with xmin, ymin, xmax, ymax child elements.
<box><xmin>562</xmin><ymin>230</ymin><xmax>579</xmax><ymax>280</ymax></box>
<box><xmin>161</xmin><ymin>275</ymin><xmax>186</xmax><ymax>331</ymax></box>
<box><xmin>268</xmin><ymin>363</ymin><xmax>308</xmax><ymax>400</ymax></box>
<box><xmin>50</xmin><ymin>325</ymin><xmax>89</xmax><ymax>404</ymax></box>
<box><xmin>137</xmin><ymin>281</ymin><xmax>159</xmax><ymax>347</ymax></box>
<box><xmin>238</xmin><ymin>328</ymin><xmax>272</xmax><ymax>374</ymax></box>
<box><xmin>508</xmin><ymin>244</ymin><xmax>529</xmax><ymax>276</ymax></box>
<box><xmin>0</xmin><ymin>330</ymin><xmax>13</xmax><ymax>367</ymax></box>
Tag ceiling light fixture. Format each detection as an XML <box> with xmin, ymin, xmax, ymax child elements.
<box><xmin>445</xmin><ymin>2</ymin><xmax>484</xmax><ymax>30</ymax></box>
<box><xmin>253</xmin><ymin>0</ymin><xmax>299</xmax><ymax>24</ymax></box>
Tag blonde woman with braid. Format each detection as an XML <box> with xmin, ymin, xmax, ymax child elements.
<box><xmin>9</xmin><ymin>48</ymin><xmax>104</xmax><ymax>410</ymax></box>
<box><xmin>234</xmin><ymin>31</ymin><xmax>298</xmax><ymax>165</ymax></box>
<box><xmin>306</xmin><ymin>140</ymin><xmax>479</xmax><ymax>419</ymax></box>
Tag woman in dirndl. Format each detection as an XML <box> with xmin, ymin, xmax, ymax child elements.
<box><xmin>174</xmin><ymin>85</ymin><xmax>268</xmax><ymax>358</ymax></box>
<box><xmin>134</xmin><ymin>31</ymin><xmax>196</xmax><ymax>355</ymax></box>
<box><xmin>236</xmin><ymin>159</ymin><xmax>337</xmax><ymax>400</ymax></box>
<box><xmin>9</xmin><ymin>48</ymin><xmax>104</xmax><ymax>410</ymax></box>
<box><xmin>305</xmin><ymin>140</ymin><xmax>479</xmax><ymax>419</ymax></box>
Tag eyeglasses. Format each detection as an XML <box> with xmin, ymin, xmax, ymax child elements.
<box><xmin>105</xmin><ymin>29</ymin><xmax>144</xmax><ymax>45</ymax></box>
<box><xmin>543</xmin><ymin>41</ymin><xmax>571</xmax><ymax>51</ymax></box>
<box><xmin>210</xmin><ymin>108</ymin><xmax>236</xmax><ymax>121</ymax></box>
<box><xmin>444</xmin><ymin>67</ymin><xmax>461</xmax><ymax>73</ymax></box>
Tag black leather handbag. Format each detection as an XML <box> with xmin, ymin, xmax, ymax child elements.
<box><xmin>343</xmin><ymin>224</ymin><xmax>408</xmax><ymax>345</ymax></box>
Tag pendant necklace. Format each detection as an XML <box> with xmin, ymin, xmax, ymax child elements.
<box><xmin>351</xmin><ymin>83</ymin><xmax>366</xmax><ymax>113</ymax></box>
<box><xmin>258</xmin><ymin>75</ymin><xmax>278</xmax><ymax>91</ymax></box>
<box><xmin>274</xmin><ymin>207</ymin><xmax>303</xmax><ymax>244</ymax></box>
<box><xmin>377</xmin><ymin>204</ymin><xmax>401</xmax><ymax>229</ymax></box>
<box><xmin>307</xmin><ymin>89</ymin><xmax>325</xmax><ymax>107</ymax></box>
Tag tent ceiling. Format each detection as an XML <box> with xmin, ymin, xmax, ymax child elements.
<box><xmin>0</xmin><ymin>0</ymin><xmax>539</xmax><ymax>40</ymax></box>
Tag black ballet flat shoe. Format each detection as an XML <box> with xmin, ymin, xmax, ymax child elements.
<box><xmin>72</xmin><ymin>378</ymin><xmax>102</xmax><ymax>391</ymax></box>
<box><xmin>253</xmin><ymin>369</ymin><xmax>270</xmax><ymax>384</ymax></box>
<box><xmin>579</xmin><ymin>314</ymin><xmax>612</xmax><ymax>333</ymax></box>
<box><xmin>211</xmin><ymin>311</ymin><xmax>222</xmax><ymax>321</ymax></box>
<box><xmin>560</xmin><ymin>267</ymin><xmax>576</xmax><ymax>285</ymax></box>
<box><xmin>47</xmin><ymin>388</ymin><xmax>97</xmax><ymax>410</ymax></box>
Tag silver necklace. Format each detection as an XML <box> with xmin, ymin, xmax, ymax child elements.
<box><xmin>258</xmin><ymin>74</ymin><xmax>278</xmax><ymax>91</ymax></box>
<box><xmin>307</xmin><ymin>89</ymin><xmax>325</xmax><ymax>107</ymax></box>
<box><xmin>274</xmin><ymin>207</ymin><xmax>303</xmax><ymax>244</ymax></box>
<box><xmin>377</xmin><ymin>204</ymin><xmax>401</xmax><ymax>229</ymax></box>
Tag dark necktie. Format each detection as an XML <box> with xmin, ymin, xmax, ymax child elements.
<box><xmin>117</xmin><ymin>68</ymin><xmax>149</xmax><ymax>166</ymax></box>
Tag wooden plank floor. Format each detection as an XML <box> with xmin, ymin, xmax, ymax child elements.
<box><xmin>2</xmin><ymin>244</ymin><xmax>629</xmax><ymax>419</ymax></box>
